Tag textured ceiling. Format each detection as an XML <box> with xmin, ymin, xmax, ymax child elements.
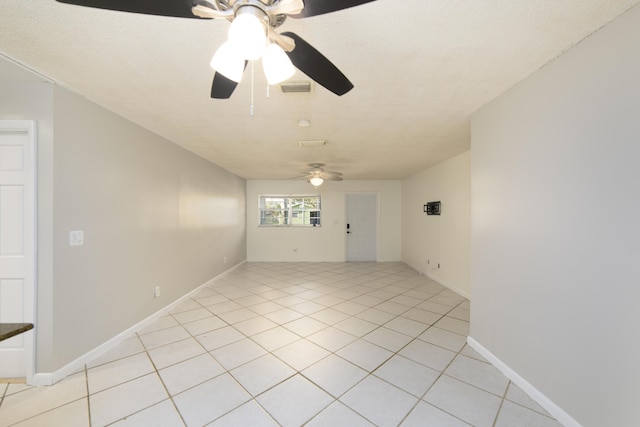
<box><xmin>1</xmin><ymin>0</ymin><xmax>638</xmax><ymax>180</ymax></box>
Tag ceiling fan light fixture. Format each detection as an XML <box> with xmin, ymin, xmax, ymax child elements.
<box><xmin>210</xmin><ymin>41</ymin><xmax>245</xmax><ymax>82</ymax></box>
<box><xmin>228</xmin><ymin>7</ymin><xmax>268</xmax><ymax>61</ymax></box>
<box><xmin>54</xmin><ymin>0</ymin><xmax>370</xmax><ymax>100</ymax></box>
<box><xmin>263</xmin><ymin>43</ymin><xmax>295</xmax><ymax>85</ymax></box>
<box><xmin>309</xmin><ymin>176</ymin><xmax>324</xmax><ymax>187</ymax></box>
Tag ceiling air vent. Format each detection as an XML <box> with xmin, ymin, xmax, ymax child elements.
<box><xmin>280</xmin><ymin>81</ymin><xmax>312</xmax><ymax>93</ymax></box>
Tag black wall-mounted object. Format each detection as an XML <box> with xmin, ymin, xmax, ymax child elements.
<box><xmin>424</xmin><ymin>201</ymin><xmax>441</xmax><ymax>215</ymax></box>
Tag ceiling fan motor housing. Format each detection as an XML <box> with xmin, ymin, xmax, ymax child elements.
<box><xmin>229</xmin><ymin>0</ymin><xmax>287</xmax><ymax>28</ymax></box>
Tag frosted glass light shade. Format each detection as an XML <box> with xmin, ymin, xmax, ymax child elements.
<box><xmin>263</xmin><ymin>43</ymin><xmax>295</xmax><ymax>85</ymax></box>
<box><xmin>210</xmin><ymin>41</ymin><xmax>245</xmax><ymax>82</ymax></box>
<box><xmin>309</xmin><ymin>177</ymin><xmax>324</xmax><ymax>187</ymax></box>
<box><xmin>228</xmin><ymin>12</ymin><xmax>267</xmax><ymax>60</ymax></box>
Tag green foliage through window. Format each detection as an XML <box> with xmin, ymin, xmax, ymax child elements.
<box><xmin>259</xmin><ymin>196</ymin><xmax>321</xmax><ymax>226</ymax></box>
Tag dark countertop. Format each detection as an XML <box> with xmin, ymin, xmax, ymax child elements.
<box><xmin>0</xmin><ymin>323</ymin><xmax>34</xmax><ymax>342</ymax></box>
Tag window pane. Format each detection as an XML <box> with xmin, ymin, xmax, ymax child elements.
<box><xmin>259</xmin><ymin>195</ymin><xmax>321</xmax><ymax>227</ymax></box>
<box><xmin>310</xmin><ymin>210</ymin><xmax>320</xmax><ymax>226</ymax></box>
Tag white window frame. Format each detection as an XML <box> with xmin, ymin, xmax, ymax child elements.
<box><xmin>259</xmin><ymin>195</ymin><xmax>321</xmax><ymax>227</ymax></box>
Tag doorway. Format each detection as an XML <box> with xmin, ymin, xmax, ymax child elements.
<box><xmin>0</xmin><ymin>120</ymin><xmax>36</xmax><ymax>380</ymax></box>
<box><xmin>346</xmin><ymin>193</ymin><xmax>378</xmax><ymax>262</ymax></box>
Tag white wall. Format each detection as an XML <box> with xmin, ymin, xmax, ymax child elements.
<box><xmin>470</xmin><ymin>5</ymin><xmax>640</xmax><ymax>426</ymax></box>
<box><xmin>401</xmin><ymin>151</ymin><xmax>470</xmax><ymax>297</ymax></box>
<box><xmin>47</xmin><ymin>87</ymin><xmax>246</xmax><ymax>372</ymax></box>
<box><xmin>1</xmin><ymin>76</ymin><xmax>247</xmax><ymax>373</ymax></box>
<box><xmin>247</xmin><ymin>180</ymin><xmax>401</xmax><ymax>262</ymax></box>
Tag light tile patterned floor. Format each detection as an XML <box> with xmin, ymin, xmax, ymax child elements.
<box><xmin>0</xmin><ymin>263</ymin><xmax>563</xmax><ymax>426</ymax></box>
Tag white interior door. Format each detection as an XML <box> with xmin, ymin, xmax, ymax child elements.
<box><xmin>0</xmin><ymin>120</ymin><xmax>36</xmax><ymax>379</ymax></box>
<box><xmin>346</xmin><ymin>193</ymin><xmax>378</xmax><ymax>262</ymax></box>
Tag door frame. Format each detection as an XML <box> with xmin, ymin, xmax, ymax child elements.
<box><xmin>0</xmin><ymin>120</ymin><xmax>36</xmax><ymax>382</ymax></box>
<box><xmin>345</xmin><ymin>192</ymin><xmax>380</xmax><ymax>262</ymax></box>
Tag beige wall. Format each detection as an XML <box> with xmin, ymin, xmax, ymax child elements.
<box><xmin>470</xmin><ymin>5</ymin><xmax>640</xmax><ymax>426</ymax></box>
<box><xmin>401</xmin><ymin>151</ymin><xmax>470</xmax><ymax>297</ymax></box>
<box><xmin>246</xmin><ymin>180</ymin><xmax>401</xmax><ymax>262</ymax></box>
<box><xmin>1</xmin><ymin>78</ymin><xmax>246</xmax><ymax>373</ymax></box>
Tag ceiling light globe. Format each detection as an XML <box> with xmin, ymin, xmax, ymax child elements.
<box><xmin>309</xmin><ymin>177</ymin><xmax>324</xmax><ymax>187</ymax></box>
<box><xmin>210</xmin><ymin>41</ymin><xmax>245</xmax><ymax>82</ymax></box>
<box><xmin>228</xmin><ymin>12</ymin><xmax>267</xmax><ymax>61</ymax></box>
<box><xmin>263</xmin><ymin>43</ymin><xmax>295</xmax><ymax>85</ymax></box>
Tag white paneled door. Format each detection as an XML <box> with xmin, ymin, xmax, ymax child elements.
<box><xmin>346</xmin><ymin>194</ymin><xmax>378</xmax><ymax>262</ymax></box>
<box><xmin>0</xmin><ymin>120</ymin><xmax>35</xmax><ymax>379</ymax></box>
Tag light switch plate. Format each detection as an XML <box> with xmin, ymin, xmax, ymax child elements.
<box><xmin>69</xmin><ymin>230</ymin><xmax>84</xmax><ymax>246</ymax></box>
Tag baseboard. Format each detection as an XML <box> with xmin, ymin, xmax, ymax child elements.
<box><xmin>30</xmin><ymin>261</ymin><xmax>246</xmax><ymax>386</ymax></box>
<box><xmin>426</xmin><ymin>271</ymin><xmax>471</xmax><ymax>300</ymax></box>
<box><xmin>466</xmin><ymin>337</ymin><xmax>582</xmax><ymax>427</ymax></box>
<box><xmin>400</xmin><ymin>261</ymin><xmax>470</xmax><ymax>300</ymax></box>
<box><xmin>30</xmin><ymin>373</ymin><xmax>53</xmax><ymax>386</ymax></box>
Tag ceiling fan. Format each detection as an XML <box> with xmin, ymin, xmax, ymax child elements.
<box><xmin>298</xmin><ymin>163</ymin><xmax>343</xmax><ymax>187</ymax></box>
<box><xmin>54</xmin><ymin>0</ymin><xmax>378</xmax><ymax>98</ymax></box>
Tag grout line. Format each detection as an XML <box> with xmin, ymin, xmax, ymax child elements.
<box><xmin>84</xmin><ymin>364</ymin><xmax>92</xmax><ymax>427</ymax></box>
<box><xmin>3</xmin><ymin>398</ymin><xmax>90</xmax><ymax>426</ymax></box>
<box><xmin>0</xmin><ymin>382</ymin><xmax>7</xmax><ymax>408</ymax></box>
<box><xmin>507</xmin><ymin>398</ymin><xmax>558</xmax><ymax>420</ymax></box>
<box><xmin>137</xmin><ymin>331</ymin><xmax>189</xmax><ymax>427</ymax></box>
<box><xmin>177</xmin><ymin>270</ymin><xmax>380</xmax><ymax>425</ymax></box>
<box><xmin>88</xmin><ymin>333</ymin><xmax>191</xmax><ymax>425</ymax></box>
<box><xmin>492</xmin><ymin>380</ymin><xmax>511</xmax><ymax>427</ymax></box>
<box><xmin>297</xmin><ymin>288</ymin><xmax>468</xmax><ymax>425</ymax></box>
<box><xmin>163</xmin><ymin>303</ymin><xmax>284</xmax><ymax>426</ymax></box>
<box><xmin>396</xmin><ymin>299</ymin><xmax>472</xmax><ymax>426</ymax></box>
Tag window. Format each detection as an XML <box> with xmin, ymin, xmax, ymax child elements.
<box><xmin>259</xmin><ymin>195</ymin><xmax>321</xmax><ymax>226</ymax></box>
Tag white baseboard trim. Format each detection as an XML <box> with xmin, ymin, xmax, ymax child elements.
<box><xmin>426</xmin><ymin>272</ymin><xmax>471</xmax><ymax>300</ymax></box>
<box><xmin>31</xmin><ymin>261</ymin><xmax>246</xmax><ymax>386</ymax></box>
<box><xmin>466</xmin><ymin>337</ymin><xmax>581</xmax><ymax>427</ymax></box>
<box><xmin>400</xmin><ymin>261</ymin><xmax>471</xmax><ymax>300</ymax></box>
<box><xmin>30</xmin><ymin>373</ymin><xmax>54</xmax><ymax>386</ymax></box>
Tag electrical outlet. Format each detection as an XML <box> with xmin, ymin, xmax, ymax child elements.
<box><xmin>223</xmin><ymin>256</ymin><xmax>227</xmax><ymax>264</ymax></box>
<box><xmin>154</xmin><ymin>287</ymin><xmax>160</xmax><ymax>298</ymax></box>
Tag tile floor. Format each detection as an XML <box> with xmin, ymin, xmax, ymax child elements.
<box><xmin>0</xmin><ymin>262</ymin><xmax>563</xmax><ymax>427</ymax></box>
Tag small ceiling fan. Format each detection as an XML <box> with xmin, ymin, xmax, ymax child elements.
<box><xmin>298</xmin><ymin>163</ymin><xmax>343</xmax><ymax>187</ymax></box>
<box><xmin>54</xmin><ymin>0</ymin><xmax>378</xmax><ymax>98</ymax></box>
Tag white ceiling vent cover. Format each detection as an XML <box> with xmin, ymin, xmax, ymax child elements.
<box><xmin>280</xmin><ymin>81</ymin><xmax>312</xmax><ymax>93</ymax></box>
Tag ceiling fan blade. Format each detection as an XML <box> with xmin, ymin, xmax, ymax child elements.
<box><xmin>211</xmin><ymin>61</ymin><xmax>248</xmax><ymax>99</ymax></box>
<box><xmin>291</xmin><ymin>0</ymin><xmax>377</xmax><ymax>18</ymax></box>
<box><xmin>321</xmin><ymin>172</ymin><xmax>343</xmax><ymax>179</ymax></box>
<box><xmin>211</xmin><ymin>73</ymin><xmax>239</xmax><ymax>99</ymax></box>
<box><xmin>281</xmin><ymin>32</ymin><xmax>353</xmax><ymax>96</ymax></box>
<box><xmin>55</xmin><ymin>0</ymin><xmax>207</xmax><ymax>19</ymax></box>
